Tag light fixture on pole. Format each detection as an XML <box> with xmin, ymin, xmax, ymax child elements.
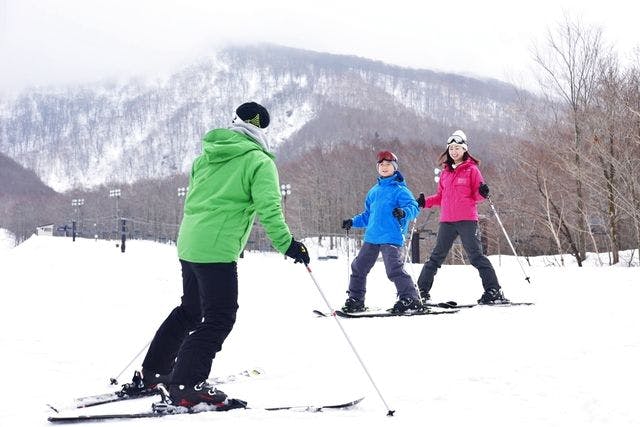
<box><xmin>175</xmin><ymin>187</ymin><xmax>188</xmax><ymax>241</ymax></box>
<box><xmin>280</xmin><ymin>184</ymin><xmax>292</xmax><ymax>259</ymax></box>
<box><xmin>109</xmin><ymin>189</ymin><xmax>121</xmax><ymax>238</ymax></box>
<box><xmin>280</xmin><ymin>183</ymin><xmax>291</xmax><ymax>198</ymax></box>
<box><xmin>280</xmin><ymin>183</ymin><xmax>291</xmax><ymax>214</ymax></box>
<box><xmin>71</xmin><ymin>198</ymin><xmax>84</xmax><ymax>241</ymax></box>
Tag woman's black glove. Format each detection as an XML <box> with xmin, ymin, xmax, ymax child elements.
<box><xmin>479</xmin><ymin>183</ymin><xmax>490</xmax><ymax>198</ymax></box>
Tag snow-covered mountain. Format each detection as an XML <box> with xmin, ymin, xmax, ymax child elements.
<box><xmin>0</xmin><ymin>45</ymin><xmax>529</xmax><ymax>192</ymax></box>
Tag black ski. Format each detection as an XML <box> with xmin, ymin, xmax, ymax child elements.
<box><xmin>47</xmin><ymin>397</ymin><xmax>364</xmax><ymax>423</ymax></box>
<box><xmin>425</xmin><ymin>301</ymin><xmax>534</xmax><ymax>309</ymax></box>
<box><xmin>336</xmin><ymin>308</ymin><xmax>457</xmax><ymax>318</ymax></box>
<box><xmin>313</xmin><ymin>308</ymin><xmax>458</xmax><ymax>318</ymax></box>
<box><xmin>48</xmin><ymin>398</ymin><xmax>249</xmax><ymax>422</ymax></box>
<box><xmin>53</xmin><ymin>367</ymin><xmax>264</xmax><ymax>411</ymax></box>
<box><xmin>264</xmin><ymin>396</ymin><xmax>364</xmax><ymax>411</ymax></box>
<box><xmin>313</xmin><ymin>300</ymin><xmax>533</xmax><ymax>318</ymax></box>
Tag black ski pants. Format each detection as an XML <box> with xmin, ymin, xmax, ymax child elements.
<box><xmin>417</xmin><ymin>221</ymin><xmax>500</xmax><ymax>295</ymax></box>
<box><xmin>142</xmin><ymin>260</ymin><xmax>238</xmax><ymax>386</ymax></box>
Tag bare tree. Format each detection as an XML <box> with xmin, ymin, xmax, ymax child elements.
<box><xmin>532</xmin><ymin>15</ymin><xmax>606</xmax><ymax>265</ymax></box>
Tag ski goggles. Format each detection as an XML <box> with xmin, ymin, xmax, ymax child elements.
<box><xmin>447</xmin><ymin>134</ymin><xmax>466</xmax><ymax>145</ymax></box>
<box><xmin>376</xmin><ymin>150</ymin><xmax>397</xmax><ymax>163</ymax></box>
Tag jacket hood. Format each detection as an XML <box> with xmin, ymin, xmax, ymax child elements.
<box><xmin>201</xmin><ymin>128</ymin><xmax>274</xmax><ymax>164</ymax></box>
<box><xmin>377</xmin><ymin>170</ymin><xmax>406</xmax><ymax>185</ymax></box>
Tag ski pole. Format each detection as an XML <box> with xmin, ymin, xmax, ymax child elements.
<box><xmin>304</xmin><ymin>264</ymin><xmax>395</xmax><ymax>416</ymax></box>
<box><xmin>487</xmin><ymin>196</ymin><xmax>531</xmax><ymax>284</ymax></box>
<box><xmin>345</xmin><ymin>229</ymin><xmax>351</xmax><ymax>283</ymax></box>
<box><xmin>109</xmin><ymin>340</ymin><xmax>152</xmax><ymax>385</ymax></box>
<box><xmin>403</xmin><ymin>219</ymin><xmax>417</xmax><ymax>265</ymax></box>
<box><xmin>403</xmin><ymin>218</ymin><xmax>426</xmax><ymax>302</ymax></box>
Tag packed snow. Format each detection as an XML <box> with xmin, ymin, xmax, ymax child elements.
<box><xmin>0</xmin><ymin>235</ymin><xmax>638</xmax><ymax>426</ymax></box>
<box><xmin>0</xmin><ymin>228</ymin><xmax>15</xmax><ymax>253</ymax></box>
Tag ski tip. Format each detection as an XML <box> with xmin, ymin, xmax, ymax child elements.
<box><xmin>46</xmin><ymin>404</ymin><xmax>60</xmax><ymax>413</ymax></box>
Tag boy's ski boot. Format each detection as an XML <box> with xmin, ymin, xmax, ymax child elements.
<box><xmin>342</xmin><ymin>297</ymin><xmax>366</xmax><ymax>313</ymax></box>
<box><xmin>390</xmin><ymin>297</ymin><xmax>423</xmax><ymax>314</ymax></box>
<box><xmin>477</xmin><ymin>288</ymin><xmax>510</xmax><ymax>305</ymax></box>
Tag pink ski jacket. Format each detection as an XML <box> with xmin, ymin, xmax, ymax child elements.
<box><xmin>425</xmin><ymin>159</ymin><xmax>485</xmax><ymax>222</ymax></box>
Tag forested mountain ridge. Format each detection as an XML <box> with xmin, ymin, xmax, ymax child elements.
<box><xmin>0</xmin><ymin>44</ymin><xmax>528</xmax><ymax>192</ymax></box>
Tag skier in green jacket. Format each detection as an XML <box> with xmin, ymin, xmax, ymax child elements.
<box><xmin>127</xmin><ymin>102</ymin><xmax>309</xmax><ymax>409</ymax></box>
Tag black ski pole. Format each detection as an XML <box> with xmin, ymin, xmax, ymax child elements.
<box><xmin>345</xmin><ymin>229</ymin><xmax>351</xmax><ymax>283</ymax></box>
<box><xmin>109</xmin><ymin>340</ymin><xmax>152</xmax><ymax>385</ymax></box>
<box><xmin>304</xmin><ymin>263</ymin><xmax>395</xmax><ymax>416</ymax></box>
<box><xmin>487</xmin><ymin>196</ymin><xmax>531</xmax><ymax>284</ymax></box>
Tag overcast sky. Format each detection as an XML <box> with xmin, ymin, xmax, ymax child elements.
<box><xmin>0</xmin><ymin>0</ymin><xmax>638</xmax><ymax>95</ymax></box>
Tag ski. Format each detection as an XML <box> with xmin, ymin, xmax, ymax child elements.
<box><xmin>424</xmin><ymin>301</ymin><xmax>534</xmax><ymax>309</ymax></box>
<box><xmin>52</xmin><ymin>367</ymin><xmax>264</xmax><ymax>411</ymax></box>
<box><xmin>335</xmin><ymin>308</ymin><xmax>458</xmax><ymax>318</ymax></box>
<box><xmin>313</xmin><ymin>300</ymin><xmax>533</xmax><ymax>318</ymax></box>
<box><xmin>47</xmin><ymin>397</ymin><xmax>364</xmax><ymax>423</ymax></box>
<box><xmin>264</xmin><ymin>396</ymin><xmax>364</xmax><ymax>411</ymax></box>
<box><xmin>313</xmin><ymin>308</ymin><xmax>458</xmax><ymax>318</ymax></box>
<box><xmin>48</xmin><ymin>398</ymin><xmax>249</xmax><ymax>422</ymax></box>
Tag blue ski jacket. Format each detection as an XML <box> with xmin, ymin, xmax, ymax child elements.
<box><xmin>351</xmin><ymin>171</ymin><xmax>419</xmax><ymax>246</ymax></box>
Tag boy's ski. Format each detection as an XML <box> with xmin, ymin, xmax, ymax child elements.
<box><xmin>313</xmin><ymin>308</ymin><xmax>458</xmax><ymax>318</ymax></box>
<box><xmin>424</xmin><ymin>301</ymin><xmax>534</xmax><ymax>309</ymax></box>
<box><xmin>53</xmin><ymin>367</ymin><xmax>264</xmax><ymax>410</ymax></box>
<box><xmin>47</xmin><ymin>397</ymin><xmax>364</xmax><ymax>423</ymax></box>
<box><xmin>313</xmin><ymin>300</ymin><xmax>533</xmax><ymax>318</ymax></box>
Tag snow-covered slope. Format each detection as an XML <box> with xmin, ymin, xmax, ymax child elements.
<box><xmin>0</xmin><ymin>236</ymin><xmax>638</xmax><ymax>426</ymax></box>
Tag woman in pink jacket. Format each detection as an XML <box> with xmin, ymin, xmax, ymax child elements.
<box><xmin>416</xmin><ymin>130</ymin><xmax>508</xmax><ymax>305</ymax></box>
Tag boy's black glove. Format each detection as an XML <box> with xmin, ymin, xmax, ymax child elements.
<box><xmin>392</xmin><ymin>208</ymin><xmax>406</xmax><ymax>219</ymax></box>
<box><xmin>416</xmin><ymin>193</ymin><xmax>425</xmax><ymax>208</ymax></box>
<box><xmin>285</xmin><ymin>239</ymin><xmax>310</xmax><ymax>265</ymax></box>
<box><xmin>341</xmin><ymin>219</ymin><xmax>353</xmax><ymax>230</ymax></box>
<box><xmin>479</xmin><ymin>183</ymin><xmax>490</xmax><ymax>198</ymax></box>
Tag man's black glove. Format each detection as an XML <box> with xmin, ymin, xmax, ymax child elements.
<box><xmin>341</xmin><ymin>219</ymin><xmax>353</xmax><ymax>230</ymax></box>
<box><xmin>479</xmin><ymin>183</ymin><xmax>490</xmax><ymax>198</ymax></box>
<box><xmin>416</xmin><ymin>193</ymin><xmax>425</xmax><ymax>208</ymax></box>
<box><xmin>285</xmin><ymin>239</ymin><xmax>310</xmax><ymax>265</ymax></box>
<box><xmin>392</xmin><ymin>208</ymin><xmax>406</xmax><ymax>219</ymax></box>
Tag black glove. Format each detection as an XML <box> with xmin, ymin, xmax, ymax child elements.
<box><xmin>392</xmin><ymin>208</ymin><xmax>406</xmax><ymax>219</ymax></box>
<box><xmin>285</xmin><ymin>239</ymin><xmax>310</xmax><ymax>265</ymax></box>
<box><xmin>479</xmin><ymin>183</ymin><xmax>490</xmax><ymax>198</ymax></box>
<box><xmin>342</xmin><ymin>219</ymin><xmax>353</xmax><ymax>230</ymax></box>
<box><xmin>416</xmin><ymin>193</ymin><xmax>425</xmax><ymax>208</ymax></box>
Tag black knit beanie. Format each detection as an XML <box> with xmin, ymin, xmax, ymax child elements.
<box><xmin>235</xmin><ymin>102</ymin><xmax>270</xmax><ymax>128</ymax></box>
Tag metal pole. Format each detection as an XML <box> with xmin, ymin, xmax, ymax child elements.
<box><xmin>403</xmin><ymin>219</ymin><xmax>417</xmax><ymax>265</ymax></box>
<box><xmin>109</xmin><ymin>340</ymin><xmax>152</xmax><ymax>385</ymax></box>
<box><xmin>305</xmin><ymin>264</ymin><xmax>395</xmax><ymax>416</ymax></box>
<box><xmin>487</xmin><ymin>196</ymin><xmax>531</xmax><ymax>283</ymax></box>
<box><xmin>345</xmin><ymin>229</ymin><xmax>351</xmax><ymax>282</ymax></box>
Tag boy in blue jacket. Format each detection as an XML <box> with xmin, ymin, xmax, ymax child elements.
<box><xmin>341</xmin><ymin>151</ymin><xmax>421</xmax><ymax>313</ymax></box>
